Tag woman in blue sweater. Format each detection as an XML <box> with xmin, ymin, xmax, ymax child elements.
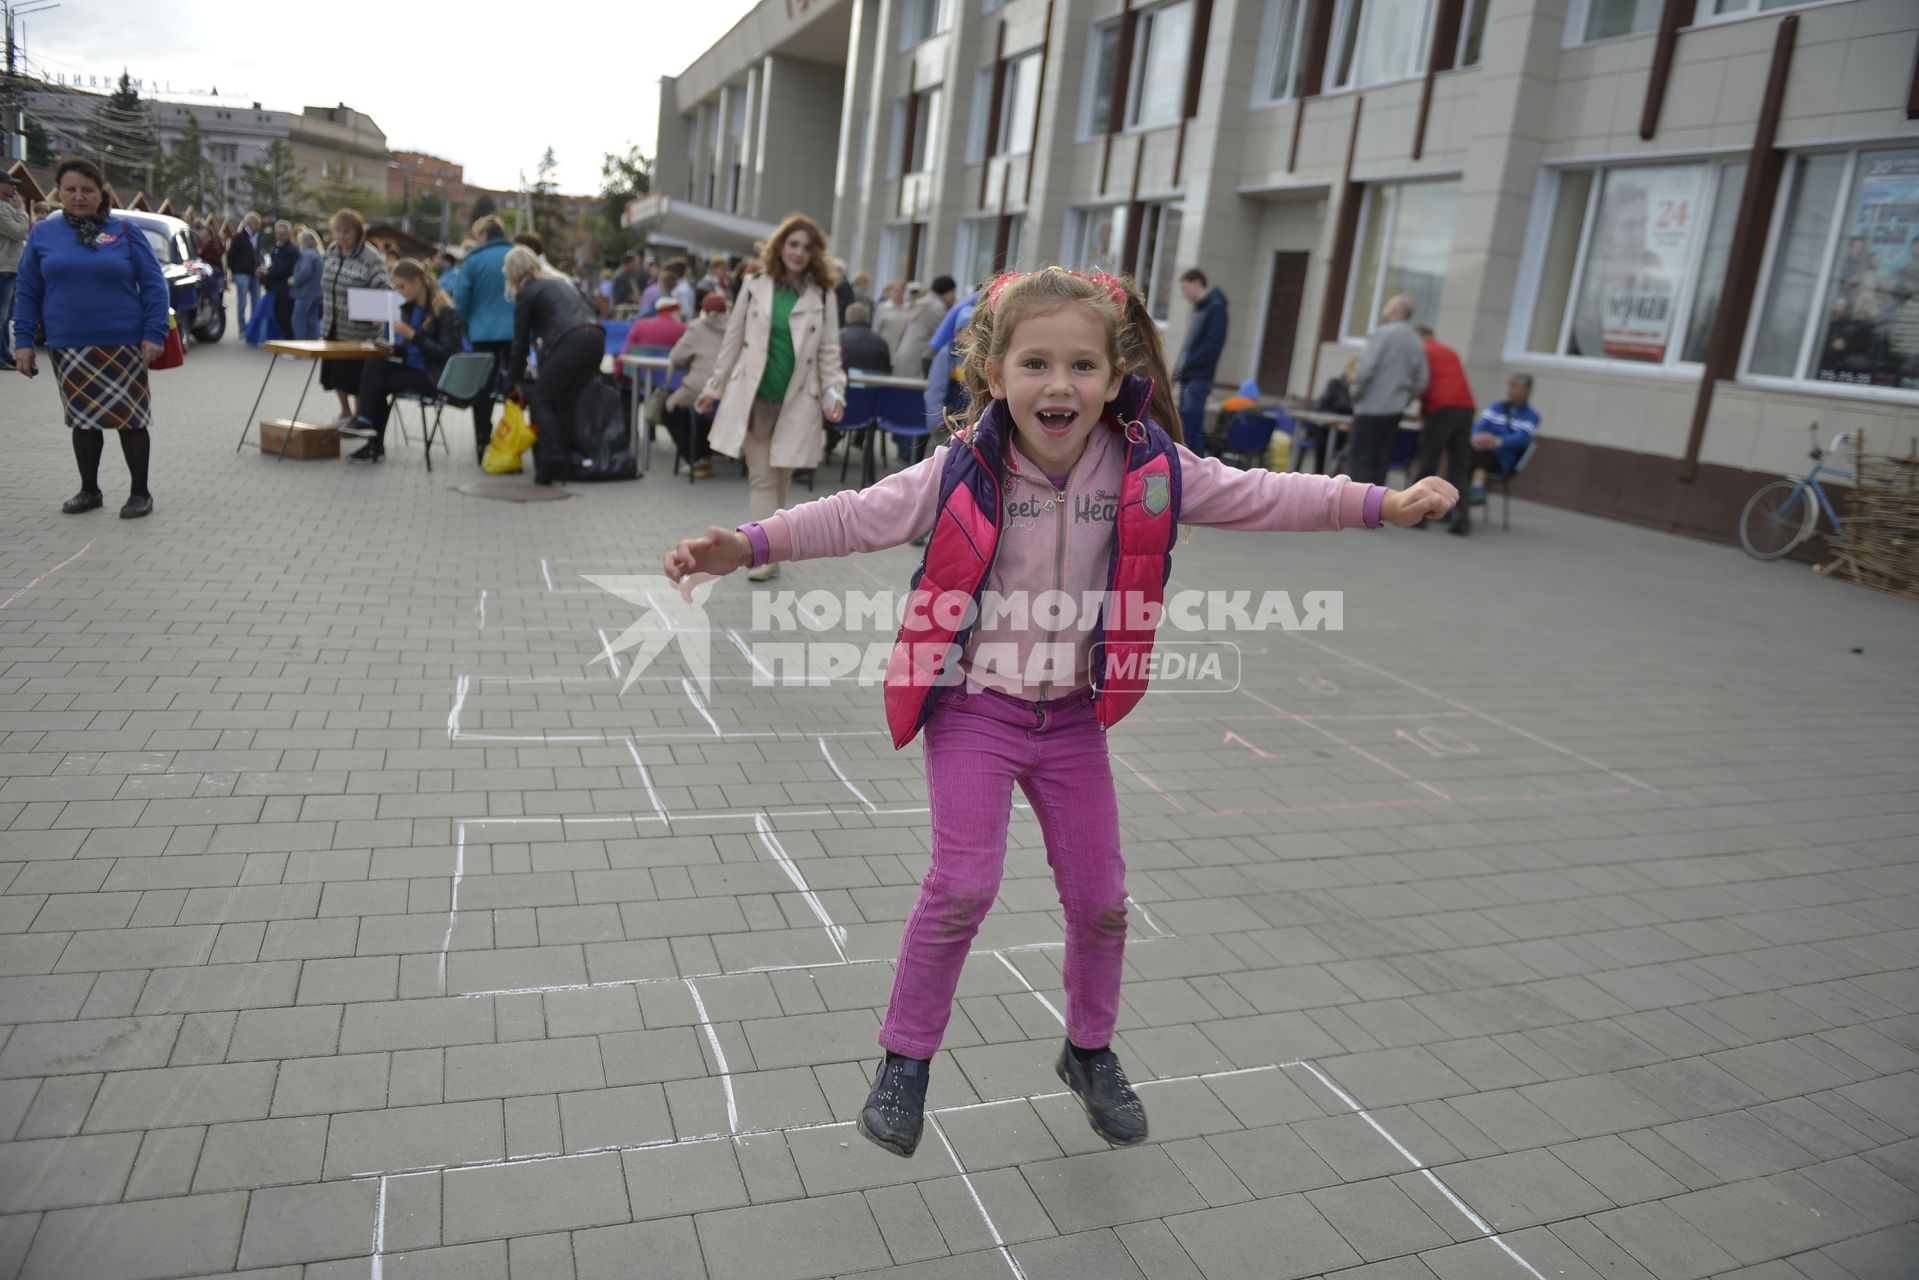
<box><xmin>11</xmin><ymin>157</ymin><xmax>171</xmax><ymax>519</ymax></box>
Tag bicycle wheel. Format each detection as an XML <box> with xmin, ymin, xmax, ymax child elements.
<box><xmin>1739</xmin><ymin>479</ymin><xmax>1816</xmax><ymax>560</ymax></box>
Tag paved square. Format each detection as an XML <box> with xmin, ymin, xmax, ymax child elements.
<box><xmin>1</xmin><ymin>340</ymin><xmax>1914</xmax><ymax>1279</ymax></box>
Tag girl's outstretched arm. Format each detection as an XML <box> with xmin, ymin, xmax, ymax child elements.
<box><xmin>1177</xmin><ymin>446</ymin><xmax>1456</xmax><ymax>532</ymax></box>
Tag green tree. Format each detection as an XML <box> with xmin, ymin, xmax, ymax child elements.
<box><xmin>469</xmin><ymin>191</ymin><xmax>497</xmax><ymax>223</ymax></box>
<box><xmin>152</xmin><ymin>116</ymin><xmax>218</xmax><ymax>212</ymax></box>
<box><xmin>598</xmin><ymin>144</ymin><xmax>653</xmax><ymax>245</ymax></box>
<box><xmin>242</xmin><ymin>139</ymin><xmax>305</xmax><ymax>221</ymax></box>
<box><xmin>531</xmin><ymin>146</ymin><xmax>565</xmax><ymax>251</ymax></box>
<box><xmin>87</xmin><ymin>70</ymin><xmax>157</xmax><ymax>195</ymax></box>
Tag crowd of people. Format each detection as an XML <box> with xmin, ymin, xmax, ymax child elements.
<box><xmin>7</xmin><ymin>170</ymin><xmax>1541</xmax><ymax>535</ymax></box>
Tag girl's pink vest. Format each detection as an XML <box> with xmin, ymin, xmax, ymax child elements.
<box><xmin>881</xmin><ymin>374</ymin><xmax>1182</xmax><ymax>748</ymax></box>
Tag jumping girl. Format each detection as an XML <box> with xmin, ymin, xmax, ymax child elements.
<box><xmin>664</xmin><ymin>267</ymin><xmax>1456</xmax><ymax>1156</ymax></box>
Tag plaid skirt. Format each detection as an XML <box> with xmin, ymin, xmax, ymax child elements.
<box><xmin>49</xmin><ymin>345</ymin><xmax>153</xmax><ymax>432</ymax></box>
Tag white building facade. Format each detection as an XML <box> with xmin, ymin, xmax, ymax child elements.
<box><xmin>658</xmin><ymin>0</ymin><xmax>1919</xmax><ymax>536</ymax></box>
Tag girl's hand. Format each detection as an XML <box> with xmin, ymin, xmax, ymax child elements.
<box><xmin>695</xmin><ymin>394</ymin><xmax>717</xmax><ymax>416</ymax></box>
<box><xmin>664</xmin><ymin>525</ymin><xmax>752</xmax><ymax>584</ymax></box>
<box><xmin>1381</xmin><ymin>476</ymin><xmax>1457</xmax><ymax>527</ymax></box>
<box><xmin>823</xmin><ymin>398</ymin><xmax>843</xmax><ymax>424</ymax></box>
<box><xmin>392</xmin><ymin>321</ymin><xmax>415</xmax><ymax>341</ymax></box>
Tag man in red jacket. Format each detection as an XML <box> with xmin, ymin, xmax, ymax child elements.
<box><xmin>1414</xmin><ymin>325</ymin><xmax>1477</xmax><ymax>535</ymax></box>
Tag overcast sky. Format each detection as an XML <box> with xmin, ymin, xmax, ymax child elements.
<box><xmin>22</xmin><ymin>0</ymin><xmax>759</xmax><ymax>193</ymax></box>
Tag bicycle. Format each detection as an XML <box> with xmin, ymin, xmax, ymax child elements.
<box><xmin>1738</xmin><ymin>424</ymin><xmax>1853</xmax><ymax>561</ymax></box>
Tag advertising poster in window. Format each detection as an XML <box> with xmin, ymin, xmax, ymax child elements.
<box><xmin>1816</xmin><ymin>150</ymin><xmax>1919</xmax><ymax>392</ymax></box>
<box><xmin>1572</xmin><ymin>166</ymin><xmax>1703</xmax><ymax>363</ymax></box>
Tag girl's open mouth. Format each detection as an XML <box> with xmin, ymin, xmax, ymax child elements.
<box><xmin>1035</xmin><ymin>408</ymin><xmax>1078</xmax><ymax>435</ymax></box>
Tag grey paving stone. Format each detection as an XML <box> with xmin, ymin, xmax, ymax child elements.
<box><xmin>324</xmin><ymin>1100</ymin><xmax>505</xmax><ymax>1178</ymax></box>
<box><xmin>1024</xmin><ymin>1145</ymin><xmax>1207</xmax><ymax>1233</ymax></box>
<box><xmin>238</xmin><ymin>1178</ymin><xmax>377</xmax><ymax>1269</ymax></box>
<box><xmin>442</xmin><ymin>1151</ymin><xmax>631</xmax><ymax>1244</ymax></box>
<box><xmin>1165</xmin><ymin>1194</ymin><xmax>1363</xmax><ymax>1279</ymax></box>
<box><xmin>1304</xmin><ymin>1176</ymin><xmax>1452</xmax><ymax>1261</ymax></box>
<box><xmin>695</xmin><ymin>1191</ymin><xmax>891</xmax><ymax>1280</ymax></box>
<box><xmin>865</xmin><ymin>1183</ymin><xmax>948</xmax><ymax>1265</ymax></box>
<box><xmin>22</xmin><ymin>1191</ymin><xmax>246</xmax><ymax>1280</ymax></box>
<box><xmin>622</xmin><ymin>1137</ymin><xmax>750</xmax><ymax>1220</ymax></box>
<box><xmin>83</xmin><ymin>1061</ymin><xmax>276</xmax><ymax>1132</ymax></box>
<box><xmin>193</xmin><ymin>1116</ymin><xmax>328</xmax><ymax>1192</ymax></box>
<box><xmin>1589</xmin><ymin>1200</ymin><xmax>1741</xmax><ymax>1279</ymax></box>
<box><xmin>270</xmin><ymin>1051</ymin><xmax>389</xmax><ymax>1116</ymax></box>
<box><xmin>574</xmin><ymin>1217</ymin><xmax>706</xmax><ymax>1279</ymax></box>
<box><xmin>0</xmin><ymin>1132</ymin><xmax>140</xmax><ymax>1212</ymax></box>
<box><xmin>0</xmin><ymin>1016</ymin><xmax>181</xmax><ymax>1078</ymax></box>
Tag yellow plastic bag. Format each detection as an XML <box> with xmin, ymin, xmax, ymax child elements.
<box><xmin>1266</xmin><ymin>434</ymin><xmax>1292</xmax><ymax>472</ymax></box>
<box><xmin>482</xmin><ymin>400</ymin><xmax>538</xmax><ymax>475</ymax></box>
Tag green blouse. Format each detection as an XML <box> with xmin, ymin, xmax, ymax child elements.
<box><xmin>756</xmin><ymin>285</ymin><xmax>800</xmax><ymax>403</ymax></box>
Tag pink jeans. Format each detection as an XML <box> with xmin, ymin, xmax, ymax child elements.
<box><xmin>878</xmin><ymin>683</ymin><xmax>1129</xmax><ymax>1059</ymax></box>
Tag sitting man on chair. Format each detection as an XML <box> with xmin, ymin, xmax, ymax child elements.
<box><xmin>1467</xmin><ymin>373</ymin><xmax>1542</xmax><ymax>519</ymax></box>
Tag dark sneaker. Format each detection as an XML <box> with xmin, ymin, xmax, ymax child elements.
<box><xmin>62</xmin><ymin>489</ymin><xmax>104</xmax><ymax>514</ymax></box>
<box><xmin>119</xmin><ymin>495</ymin><xmax>153</xmax><ymax>519</ymax></box>
<box><xmin>1056</xmin><ymin>1042</ymin><xmax>1148</xmax><ymax>1146</ymax></box>
<box><xmin>347</xmin><ymin>442</ymin><xmax>384</xmax><ymax>463</ymax></box>
<box><xmin>858</xmin><ymin>1054</ymin><xmax>930</xmax><ymax>1158</ymax></box>
<box><xmin>337</xmin><ymin>418</ymin><xmax>376</xmax><ymax>438</ymax></box>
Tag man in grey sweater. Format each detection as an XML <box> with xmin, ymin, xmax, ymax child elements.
<box><xmin>1347</xmin><ymin>293</ymin><xmax>1429</xmax><ymax>485</ymax></box>
<box><xmin>0</xmin><ymin>175</ymin><xmax>28</xmax><ymax>368</ymax></box>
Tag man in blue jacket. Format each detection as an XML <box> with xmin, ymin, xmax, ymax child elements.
<box><xmin>1469</xmin><ymin>373</ymin><xmax>1542</xmax><ymax>504</ymax></box>
<box><xmin>451</xmin><ymin>217</ymin><xmax>516</xmax><ymax>463</ymax></box>
<box><xmin>1173</xmin><ymin>269</ymin><xmax>1228</xmax><ymax>458</ymax></box>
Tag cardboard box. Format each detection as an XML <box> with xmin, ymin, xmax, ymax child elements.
<box><xmin>257</xmin><ymin>419</ymin><xmax>341</xmax><ymax>459</ymax></box>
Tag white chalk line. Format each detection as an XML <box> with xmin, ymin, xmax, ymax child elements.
<box><xmin>926</xmin><ymin>1110</ymin><xmax>1029</xmax><ymax>1280</ymax></box>
<box><xmin>435</xmin><ymin>822</ymin><xmax>466</xmax><ymax>994</ymax></box>
<box><xmin>683</xmin><ymin>977</ymin><xmax>739</xmax><ymax>1134</ymax></box>
<box><xmin>596</xmin><ymin>627</ymin><xmax>622</xmax><ymax>679</ymax></box>
<box><xmin>353</xmin><ymin>1057</ymin><xmax>1539</xmax><ymax>1280</ymax></box>
<box><xmin>753</xmin><ymin>813</ymin><xmax>849</xmax><ymax>960</ymax></box>
<box><xmin>0</xmin><ymin>539</ymin><xmax>94</xmax><ymax>611</ymax></box>
<box><xmin>993</xmin><ymin>950</ymin><xmax>1066</xmax><ymax>1028</ymax></box>
<box><xmin>1290</xmin><ymin>1060</ymin><xmax>1546</xmax><ymax>1280</ymax></box>
<box><xmin>817</xmin><ymin>736</ymin><xmax>878</xmax><ymax>813</ymax></box>
<box><xmin>1283</xmin><ymin>631</ymin><xmax>1654</xmax><ymax>794</ymax></box>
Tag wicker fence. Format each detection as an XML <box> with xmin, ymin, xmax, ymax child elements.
<box><xmin>1817</xmin><ymin>434</ymin><xmax>1919</xmax><ymax>602</ymax></box>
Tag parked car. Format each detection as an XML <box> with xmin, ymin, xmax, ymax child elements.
<box><xmin>113</xmin><ymin>209</ymin><xmax>226</xmax><ymax>344</ymax></box>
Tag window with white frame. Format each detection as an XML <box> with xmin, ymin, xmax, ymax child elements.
<box><xmin>1082</xmin><ymin>22</ymin><xmax>1122</xmax><ymax>137</ymax></box>
<box><xmin>899</xmin><ymin>0</ymin><xmax>952</xmax><ymax>48</ymax></box>
<box><xmin>1457</xmin><ymin>0</ymin><xmax>1490</xmax><ymax>66</ymax></box>
<box><xmin>1702</xmin><ymin>0</ymin><xmax>1827</xmax><ymax>20</ymax></box>
<box><xmin>1139</xmin><ymin>203</ymin><xmax>1185</xmax><ymax>323</ymax></box>
<box><xmin>1344</xmin><ymin>179</ymin><xmax>1460</xmax><ymax>339</ymax></box>
<box><xmin>878</xmin><ymin>223</ymin><xmax>919</xmax><ymax>285</ymax></box>
<box><xmin>966</xmin><ymin>66</ymin><xmax>994</xmax><ymax>164</ymax></box>
<box><xmin>999</xmin><ymin>51</ymin><xmax>1041</xmax><ymax>155</ymax></box>
<box><xmin>1126</xmin><ymin>1</ymin><xmax>1194</xmax><ymax>131</ymax></box>
<box><xmin>1255</xmin><ymin>0</ymin><xmax>1308</xmax><ymax>105</ymax></box>
<box><xmin>1518</xmin><ymin>160</ymin><xmax>1745</xmax><ymax>369</ymax></box>
<box><xmin>1746</xmin><ymin>147</ymin><xmax>1919</xmax><ymax>395</ymax></box>
<box><xmin>956</xmin><ymin>215</ymin><xmax>1025</xmax><ymax>289</ymax></box>
<box><xmin>1568</xmin><ymin>0</ymin><xmax>1660</xmax><ymax>44</ymax></box>
<box><xmin>1331</xmin><ymin>0</ymin><xmax>1431</xmax><ymax>91</ymax></box>
<box><xmin>891</xmin><ymin>85</ymin><xmax>944</xmax><ymax>177</ymax></box>
<box><xmin>1065</xmin><ymin>204</ymin><xmax>1128</xmax><ymax>276</ymax></box>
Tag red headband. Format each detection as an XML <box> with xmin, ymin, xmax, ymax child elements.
<box><xmin>984</xmin><ymin>265</ymin><xmax>1128</xmax><ymax>311</ymax></box>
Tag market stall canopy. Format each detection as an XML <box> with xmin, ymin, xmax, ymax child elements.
<box><xmin>620</xmin><ymin>193</ymin><xmax>780</xmax><ymax>257</ymax></box>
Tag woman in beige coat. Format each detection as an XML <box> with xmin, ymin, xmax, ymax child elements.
<box><xmin>697</xmin><ymin>212</ymin><xmax>847</xmax><ymax>580</ymax></box>
<box><xmin>665</xmin><ymin>292</ymin><xmax>730</xmax><ymax>477</ymax></box>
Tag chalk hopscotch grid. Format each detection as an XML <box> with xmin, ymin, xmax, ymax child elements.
<box><xmin>365</xmin><ymin>572</ymin><xmax>1667</xmax><ymax>1277</ymax></box>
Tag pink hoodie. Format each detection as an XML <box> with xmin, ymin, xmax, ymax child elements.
<box><xmin>755</xmin><ymin>424</ymin><xmax>1378</xmax><ymax>700</ymax></box>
